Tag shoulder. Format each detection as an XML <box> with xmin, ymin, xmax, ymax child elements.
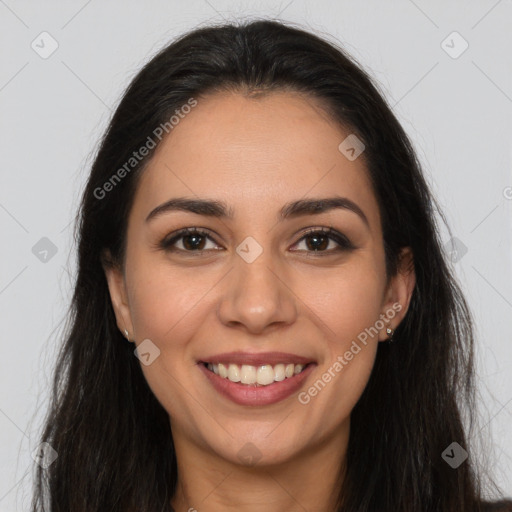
<box><xmin>481</xmin><ymin>500</ymin><xmax>512</xmax><ymax>512</ymax></box>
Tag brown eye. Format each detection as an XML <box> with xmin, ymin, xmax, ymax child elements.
<box><xmin>160</xmin><ymin>228</ymin><xmax>221</xmax><ymax>253</ymax></box>
<box><xmin>291</xmin><ymin>227</ymin><xmax>355</xmax><ymax>255</ymax></box>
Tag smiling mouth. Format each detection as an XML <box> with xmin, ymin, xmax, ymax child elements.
<box><xmin>202</xmin><ymin>362</ymin><xmax>312</xmax><ymax>387</ymax></box>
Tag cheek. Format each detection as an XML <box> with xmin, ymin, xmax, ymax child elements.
<box><xmin>125</xmin><ymin>262</ymin><xmax>208</xmax><ymax>417</ymax></box>
<box><xmin>126</xmin><ymin>252</ymin><xmax>209</xmax><ymax>343</ymax></box>
<box><xmin>295</xmin><ymin>259</ymin><xmax>384</xmax><ymax>413</ymax></box>
<box><xmin>305</xmin><ymin>257</ymin><xmax>386</xmax><ymax>348</ymax></box>
<box><xmin>124</xmin><ymin>253</ymin><xmax>222</xmax><ymax>405</ymax></box>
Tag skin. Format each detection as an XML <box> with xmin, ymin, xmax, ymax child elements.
<box><xmin>104</xmin><ymin>90</ymin><xmax>416</xmax><ymax>512</ymax></box>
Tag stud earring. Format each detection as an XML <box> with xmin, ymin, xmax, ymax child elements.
<box><xmin>386</xmin><ymin>327</ymin><xmax>395</xmax><ymax>343</ymax></box>
<box><xmin>123</xmin><ymin>329</ymin><xmax>130</xmax><ymax>342</ymax></box>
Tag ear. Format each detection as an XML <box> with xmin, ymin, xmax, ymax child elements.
<box><xmin>378</xmin><ymin>247</ymin><xmax>416</xmax><ymax>342</ymax></box>
<box><xmin>101</xmin><ymin>249</ymin><xmax>135</xmax><ymax>342</ymax></box>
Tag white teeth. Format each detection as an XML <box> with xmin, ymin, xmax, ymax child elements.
<box><xmin>273</xmin><ymin>363</ymin><xmax>285</xmax><ymax>382</ymax></box>
<box><xmin>206</xmin><ymin>362</ymin><xmax>308</xmax><ymax>386</ymax></box>
<box><xmin>240</xmin><ymin>364</ymin><xmax>257</xmax><ymax>384</ymax></box>
<box><xmin>218</xmin><ymin>363</ymin><xmax>228</xmax><ymax>378</ymax></box>
<box><xmin>227</xmin><ymin>364</ymin><xmax>241</xmax><ymax>382</ymax></box>
<box><xmin>257</xmin><ymin>365</ymin><xmax>275</xmax><ymax>385</ymax></box>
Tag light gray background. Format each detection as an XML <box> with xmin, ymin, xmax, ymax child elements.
<box><xmin>1</xmin><ymin>0</ymin><xmax>511</xmax><ymax>509</ymax></box>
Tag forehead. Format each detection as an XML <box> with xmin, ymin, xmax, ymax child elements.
<box><xmin>131</xmin><ymin>90</ymin><xmax>380</xmax><ymax>230</ymax></box>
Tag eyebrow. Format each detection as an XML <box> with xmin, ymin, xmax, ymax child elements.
<box><xmin>145</xmin><ymin>196</ymin><xmax>369</xmax><ymax>228</ymax></box>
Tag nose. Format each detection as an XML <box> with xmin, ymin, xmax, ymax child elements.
<box><xmin>216</xmin><ymin>247</ymin><xmax>298</xmax><ymax>335</ymax></box>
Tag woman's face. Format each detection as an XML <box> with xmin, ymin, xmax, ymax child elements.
<box><xmin>105</xmin><ymin>90</ymin><xmax>414</xmax><ymax>468</ymax></box>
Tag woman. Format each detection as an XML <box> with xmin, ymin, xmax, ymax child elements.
<box><xmin>32</xmin><ymin>19</ymin><xmax>511</xmax><ymax>512</ymax></box>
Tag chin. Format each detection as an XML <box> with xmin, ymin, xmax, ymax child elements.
<box><xmin>207</xmin><ymin>433</ymin><xmax>305</xmax><ymax>469</ymax></box>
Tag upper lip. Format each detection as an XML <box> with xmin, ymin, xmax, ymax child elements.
<box><xmin>199</xmin><ymin>351</ymin><xmax>315</xmax><ymax>367</ymax></box>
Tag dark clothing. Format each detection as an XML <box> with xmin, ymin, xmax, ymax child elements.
<box><xmin>481</xmin><ymin>501</ymin><xmax>512</xmax><ymax>511</ymax></box>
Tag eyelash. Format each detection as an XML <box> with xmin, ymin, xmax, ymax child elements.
<box><xmin>158</xmin><ymin>226</ymin><xmax>355</xmax><ymax>257</ymax></box>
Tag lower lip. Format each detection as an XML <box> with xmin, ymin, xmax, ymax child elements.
<box><xmin>198</xmin><ymin>363</ymin><xmax>316</xmax><ymax>406</ymax></box>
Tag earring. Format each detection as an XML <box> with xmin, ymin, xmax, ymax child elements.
<box><xmin>386</xmin><ymin>327</ymin><xmax>395</xmax><ymax>343</ymax></box>
<box><xmin>123</xmin><ymin>329</ymin><xmax>130</xmax><ymax>342</ymax></box>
